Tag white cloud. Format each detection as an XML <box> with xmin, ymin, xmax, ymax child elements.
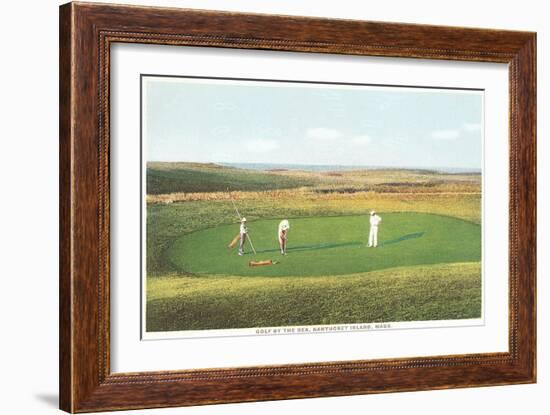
<box><xmin>351</xmin><ymin>135</ymin><xmax>372</xmax><ymax>145</ymax></box>
<box><xmin>242</xmin><ymin>139</ymin><xmax>280</xmax><ymax>153</ymax></box>
<box><xmin>305</xmin><ymin>127</ymin><xmax>343</xmax><ymax>141</ymax></box>
<box><xmin>431</xmin><ymin>124</ymin><xmax>480</xmax><ymax>140</ymax></box>
<box><xmin>463</xmin><ymin>122</ymin><xmax>482</xmax><ymax>132</ymax></box>
<box><xmin>431</xmin><ymin>129</ymin><xmax>460</xmax><ymax>140</ymax></box>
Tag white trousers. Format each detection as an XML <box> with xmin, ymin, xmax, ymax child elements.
<box><xmin>368</xmin><ymin>226</ymin><xmax>379</xmax><ymax>247</ymax></box>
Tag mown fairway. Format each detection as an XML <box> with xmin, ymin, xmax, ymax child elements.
<box><xmin>167</xmin><ymin>213</ymin><xmax>480</xmax><ymax>277</ymax></box>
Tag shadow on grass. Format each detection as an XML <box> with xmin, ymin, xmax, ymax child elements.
<box><xmin>252</xmin><ymin>232</ymin><xmax>425</xmax><ymax>254</ymax></box>
<box><xmin>257</xmin><ymin>241</ymin><xmax>363</xmax><ymax>254</ymax></box>
<box><xmin>379</xmin><ymin>232</ymin><xmax>425</xmax><ymax>247</ymax></box>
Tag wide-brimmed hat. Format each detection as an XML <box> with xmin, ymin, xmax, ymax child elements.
<box><xmin>370</xmin><ymin>210</ymin><xmax>376</xmax><ymax>215</ymax></box>
<box><xmin>241</xmin><ymin>217</ymin><xmax>247</xmax><ymax>222</ymax></box>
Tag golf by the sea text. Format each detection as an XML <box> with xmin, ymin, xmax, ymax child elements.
<box><xmin>255</xmin><ymin>323</ymin><xmax>392</xmax><ymax>336</ymax></box>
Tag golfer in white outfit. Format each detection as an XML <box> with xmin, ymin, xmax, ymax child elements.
<box><xmin>238</xmin><ymin>217</ymin><xmax>248</xmax><ymax>256</ymax></box>
<box><xmin>278</xmin><ymin>219</ymin><xmax>290</xmax><ymax>255</ymax></box>
<box><xmin>368</xmin><ymin>210</ymin><xmax>382</xmax><ymax>248</ymax></box>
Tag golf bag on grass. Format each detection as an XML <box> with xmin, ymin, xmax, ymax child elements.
<box><xmin>227</xmin><ymin>233</ymin><xmax>240</xmax><ymax>249</ymax></box>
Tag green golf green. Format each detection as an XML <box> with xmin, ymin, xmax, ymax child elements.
<box><xmin>166</xmin><ymin>212</ymin><xmax>481</xmax><ymax>277</ymax></box>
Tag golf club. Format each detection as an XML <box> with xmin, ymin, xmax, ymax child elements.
<box><xmin>228</xmin><ymin>191</ymin><xmax>257</xmax><ymax>255</ymax></box>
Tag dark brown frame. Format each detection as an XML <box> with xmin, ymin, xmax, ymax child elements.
<box><xmin>59</xmin><ymin>2</ymin><xmax>536</xmax><ymax>412</ymax></box>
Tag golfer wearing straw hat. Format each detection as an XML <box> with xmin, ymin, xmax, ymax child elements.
<box><xmin>368</xmin><ymin>210</ymin><xmax>382</xmax><ymax>248</ymax></box>
<box><xmin>278</xmin><ymin>219</ymin><xmax>290</xmax><ymax>255</ymax></box>
<box><xmin>238</xmin><ymin>217</ymin><xmax>248</xmax><ymax>256</ymax></box>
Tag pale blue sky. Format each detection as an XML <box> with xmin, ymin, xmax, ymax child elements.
<box><xmin>143</xmin><ymin>77</ymin><xmax>483</xmax><ymax>169</ymax></box>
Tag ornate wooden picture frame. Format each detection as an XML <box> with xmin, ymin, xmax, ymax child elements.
<box><xmin>59</xmin><ymin>2</ymin><xmax>536</xmax><ymax>412</ymax></box>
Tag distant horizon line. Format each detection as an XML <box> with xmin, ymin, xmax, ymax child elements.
<box><xmin>146</xmin><ymin>160</ymin><xmax>481</xmax><ymax>173</ymax></box>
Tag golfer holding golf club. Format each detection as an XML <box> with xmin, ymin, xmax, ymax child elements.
<box><xmin>238</xmin><ymin>217</ymin><xmax>248</xmax><ymax>256</ymax></box>
<box><xmin>368</xmin><ymin>210</ymin><xmax>382</xmax><ymax>248</ymax></box>
<box><xmin>278</xmin><ymin>219</ymin><xmax>290</xmax><ymax>255</ymax></box>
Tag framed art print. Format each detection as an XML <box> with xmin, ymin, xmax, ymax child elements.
<box><xmin>140</xmin><ymin>74</ymin><xmax>486</xmax><ymax>341</ymax></box>
<box><xmin>59</xmin><ymin>2</ymin><xmax>536</xmax><ymax>412</ymax></box>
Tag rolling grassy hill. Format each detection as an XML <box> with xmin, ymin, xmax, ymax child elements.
<box><xmin>146</xmin><ymin>162</ymin><xmax>317</xmax><ymax>194</ymax></box>
<box><xmin>146</xmin><ymin>262</ymin><xmax>481</xmax><ymax>332</ymax></box>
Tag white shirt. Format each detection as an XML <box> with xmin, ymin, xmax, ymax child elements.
<box><xmin>278</xmin><ymin>220</ymin><xmax>289</xmax><ymax>235</ymax></box>
<box><xmin>277</xmin><ymin>219</ymin><xmax>290</xmax><ymax>236</ymax></box>
<box><xmin>370</xmin><ymin>214</ymin><xmax>382</xmax><ymax>227</ymax></box>
<box><xmin>240</xmin><ymin>223</ymin><xmax>247</xmax><ymax>234</ymax></box>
